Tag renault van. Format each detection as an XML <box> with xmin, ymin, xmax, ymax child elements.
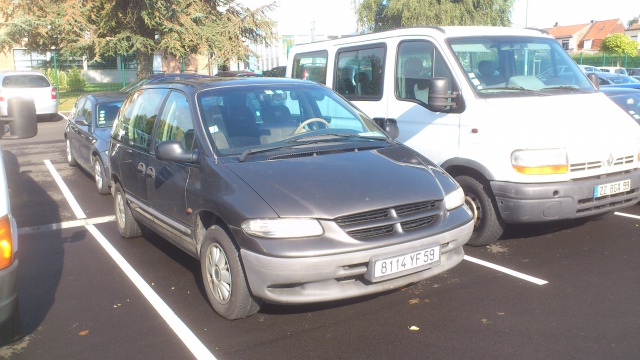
<box><xmin>287</xmin><ymin>26</ymin><xmax>640</xmax><ymax>246</ymax></box>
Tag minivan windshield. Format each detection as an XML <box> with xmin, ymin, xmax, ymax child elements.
<box><xmin>449</xmin><ymin>36</ymin><xmax>595</xmax><ymax>96</ymax></box>
<box><xmin>197</xmin><ymin>84</ymin><xmax>386</xmax><ymax>156</ymax></box>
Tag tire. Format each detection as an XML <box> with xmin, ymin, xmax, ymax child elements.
<box><xmin>456</xmin><ymin>175</ymin><xmax>506</xmax><ymax>246</ymax></box>
<box><xmin>114</xmin><ymin>183</ymin><xmax>141</xmax><ymax>238</ymax></box>
<box><xmin>66</xmin><ymin>138</ymin><xmax>77</xmax><ymax>167</ymax></box>
<box><xmin>200</xmin><ymin>226</ymin><xmax>261</xmax><ymax>320</ymax></box>
<box><xmin>93</xmin><ymin>156</ymin><xmax>110</xmax><ymax>195</ymax></box>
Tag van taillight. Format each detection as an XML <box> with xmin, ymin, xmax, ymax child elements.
<box><xmin>51</xmin><ymin>87</ymin><xmax>57</xmax><ymax>100</ymax></box>
<box><xmin>0</xmin><ymin>215</ymin><xmax>13</xmax><ymax>270</ymax></box>
<box><xmin>0</xmin><ymin>90</ymin><xmax>4</xmax><ymax>102</ymax></box>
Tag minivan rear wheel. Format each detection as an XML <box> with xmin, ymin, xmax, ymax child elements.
<box><xmin>114</xmin><ymin>183</ymin><xmax>141</xmax><ymax>238</ymax></box>
<box><xmin>200</xmin><ymin>226</ymin><xmax>261</xmax><ymax>320</ymax></box>
<box><xmin>455</xmin><ymin>175</ymin><xmax>505</xmax><ymax>246</ymax></box>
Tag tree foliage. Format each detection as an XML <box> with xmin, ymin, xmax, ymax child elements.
<box><xmin>600</xmin><ymin>33</ymin><xmax>639</xmax><ymax>58</ymax></box>
<box><xmin>354</xmin><ymin>0</ymin><xmax>514</xmax><ymax>33</ymax></box>
<box><xmin>0</xmin><ymin>0</ymin><xmax>277</xmax><ymax>76</ymax></box>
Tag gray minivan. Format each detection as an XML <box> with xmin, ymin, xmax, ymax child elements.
<box><xmin>109</xmin><ymin>77</ymin><xmax>473</xmax><ymax>319</ymax></box>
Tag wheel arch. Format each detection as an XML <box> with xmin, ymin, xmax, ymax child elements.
<box><xmin>441</xmin><ymin>158</ymin><xmax>495</xmax><ymax>185</ymax></box>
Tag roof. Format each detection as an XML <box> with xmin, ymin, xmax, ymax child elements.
<box><xmin>627</xmin><ymin>23</ymin><xmax>640</xmax><ymax>31</ymax></box>
<box><xmin>582</xmin><ymin>19</ymin><xmax>625</xmax><ymax>40</ymax></box>
<box><xmin>546</xmin><ymin>24</ymin><xmax>590</xmax><ymax>38</ymax></box>
<box><xmin>85</xmin><ymin>91</ymin><xmax>129</xmax><ymax>103</ymax></box>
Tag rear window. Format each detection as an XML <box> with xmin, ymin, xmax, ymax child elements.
<box><xmin>2</xmin><ymin>74</ymin><xmax>51</xmax><ymax>88</ymax></box>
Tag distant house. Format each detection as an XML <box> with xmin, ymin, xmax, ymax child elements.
<box><xmin>625</xmin><ymin>22</ymin><xmax>640</xmax><ymax>49</ymax></box>
<box><xmin>545</xmin><ymin>19</ymin><xmax>626</xmax><ymax>54</ymax></box>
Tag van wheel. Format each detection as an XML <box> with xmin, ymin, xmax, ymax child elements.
<box><xmin>66</xmin><ymin>138</ymin><xmax>77</xmax><ymax>167</ymax></box>
<box><xmin>93</xmin><ymin>156</ymin><xmax>110</xmax><ymax>195</ymax></box>
<box><xmin>114</xmin><ymin>183</ymin><xmax>141</xmax><ymax>238</ymax></box>
<box><xmin>456</xmin><ymin>175</ymin><xmax>505</xmax><ymax>246</ymax></box>
<box><xmin>200</xmin><ymin>226</ymin><xmax>261</xmax><ymax>320</ymax></box>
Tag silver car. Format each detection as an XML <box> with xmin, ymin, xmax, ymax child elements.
<box><xmin>0</xmin><ymin>71</ymin><xmax>58</xmax><ymax>121</ymax></box>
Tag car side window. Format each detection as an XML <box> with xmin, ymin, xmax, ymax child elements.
<box><xmin>112</xmin><ymin>89</ymin><xmax>169</xmax><ymax>150</ymax></box>
<box><xmin>292</xmin><ymin>51</ymin><xmax>328</xmax><ymax>84</ymax></box>
<box><xmin>78</xmin><ymin>98</ymin><xmax>92</xmax><ymax>125</ymax></box>
<box><xmin>335</xmin><ymin>44</ymin><xmax>385</xmax><ymax>99</ymax></box>
<box><xmin>69</xmin><ymin>98</ymin><xmax>86</xmax><ymax>122</ymax></box>
<box><xmin>156</xmin><ymin>91</ymin><xmax>195</xmax><ymax>150</ymax></box>
<box><xmin>396</xmin><ymin>40</ymin><xmax>455</xmax><ymax>105</ymax></box>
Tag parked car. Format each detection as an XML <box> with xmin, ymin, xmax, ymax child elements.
<box><xmin>600</xmin><ymin>87</ymin><xmax>640</xmax><ymax>123</ymax></box>
<box><xmin>599</xmin><ymin>67</ymin><xmax>627</xmax><ymax>75</ymax></box>
<box><xmin>65</xmin><ymin>92</ymin><xmax>128</xmax><ymax>194</ymax></box>
<box><xmin>263</xmin><ymin>66</ymin><xmax>286</xmax><ymax>77</ymax></box>
<box><xmin>0</xmin><ymin>70</ymin><xmax>58</xmax><ymax>122</ymax></box>
<box><xmin>591</xmin><ymin>72</ymin><xmax>640</xmax><ymax>89</ymax></box>
<box><xmin>109</xmin><ymin>77</ymin><xmax>474</xmax><ymax>320</ymax></box>
<box><xmin>627</xmin><ymin>68</ymin><xmax>640</xmax><ymax>77</ymax></box>
<box><xmin>577</xmin><ymin>65</ymin><xmax>602</xmax><ymax>73</ymax></box>
<box><xmin>121</xmin><ymin>73</ymin><xmax>216</xmax><ymax>92</ymax></box>
<box><xmin>0</xmin><ymin>98</ymin><xmax>38</xmax><ymax>343</ymax></box>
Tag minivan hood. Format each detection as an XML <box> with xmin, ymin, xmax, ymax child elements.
<box><xmin>225</xmin><ymin>146</ymin><xmax>446</xmax><ymax>219</ymax></box>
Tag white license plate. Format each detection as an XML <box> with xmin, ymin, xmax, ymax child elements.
<box><xmin>594</xmin><ymin>179</ymin><xmax>631</xmax><ymax>198</ymax></box>
<box><xmin>373</xmin><ymin>245</ymin><xmax>440</xmax><ymax>279</ymax></box>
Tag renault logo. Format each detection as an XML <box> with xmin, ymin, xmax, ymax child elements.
<box><xmin>607</xmin><ymin>154</ymin><xmax>614</xmax><ymax>167</ymax></box>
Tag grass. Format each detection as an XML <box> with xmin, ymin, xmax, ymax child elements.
<box><xmin>57</xmin><ymin>82</ymin><xmax>124</xmax><ymax>112</ymax></box>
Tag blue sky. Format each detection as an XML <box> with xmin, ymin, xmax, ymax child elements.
<box><xmin>242</xmin><ymin>0</ymin><xmax>639</xmax><ymax>35</ymax></box>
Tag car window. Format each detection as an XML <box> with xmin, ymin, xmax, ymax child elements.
<box><xmin>96</xmin><ymin>101</ymin><xmax>124</xmax><ymax>128</ymax></box>
<box><xmin>78</xmin><ymin>98</ymin><xmax>93</xmax><ymax>124</ymax></box>
<box><xmin>292</xmin><ymin>51</ymin><xmax>328</xmax><ymax>84</ymax></box>
<box><xmin>156</xmin><ymin>91</ymin><xmax>194</xmax><ymax>150</ymax></box>
<box><xmin>335</xmin><ymin>45</ymin><xmax>385</xmax><ymax>99</ymax></box>
<box><xmin>2</xmin><ymin>74</ymin><xmax>50</xmax><ymax>88</ymax></box>
<box><xmin>197</xmin><ymin>84</ymin><xmax>384</xmax><ymax>156</ymax></box>
<box><xmin>112</xmin><ymin>89</ymin><xmax>169</xmax><ymax>150</ymax></box>
<box><xmin>69</xmin><ymin>98</ymin><xmax>86</xmax><ymax>122</ymax></box>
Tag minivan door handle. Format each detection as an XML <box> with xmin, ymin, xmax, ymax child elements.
<box><xmin>145</xmin><ymin>166</ymin><xmax>155</xmax><ymax>179</ymax></box>
<box><xmin>137</xmin><ymin>162</ymin><xmax>146</xmax><ymax>175</ymax></box>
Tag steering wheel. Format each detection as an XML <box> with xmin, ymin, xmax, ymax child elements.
<box><xmin>293</xmin><ymin>118</ymin><xmax>331</xmax><ymax>135</ymax></box>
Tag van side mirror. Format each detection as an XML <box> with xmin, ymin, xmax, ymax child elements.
<box><xmin>587</xmin><ymin>73</ymin><xmax>599</xmax><ymax>90</ymax></box>
<box><xmin>427</xmin><ymin>77</ymin><xmax>458</xmax><ymax>112</ymax></box>
<box><xmin>155</xmin><ymin>140</ymin><xmax>199</xmax><ymax>163</ymax></box>
<box><xmin>0</xmin><ymin>98</ymin><xmax>37</xmax><ymax>139</ymax></box>
<box><xmin>373</xmin><ymin>117</ymin><xmax>400</xmax><ymax>140</ymax></box>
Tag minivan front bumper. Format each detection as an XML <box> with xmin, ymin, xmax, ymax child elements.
<box><xmin>492</xmin><ymin>169</ymin><xmax>640</xmax><ymax>223</ymax></box>
<box><xmin>241</xmin><ymin>220</ymin><xmax>473</xmax><ymax>304</ymax></box>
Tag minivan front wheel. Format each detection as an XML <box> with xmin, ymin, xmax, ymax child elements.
<box><xmin>114</xmin><ymin>183</ymin><xmax>141</xmax><ymax>238</ymax></box>
<box><xmin>455</xmin><ymin>175</ymin><xmax>505</xmax><ymax>246</ymax></box>
<box><xmin>200</xmin><ymin>226</ymin><xmax>261</xmax><ymax>320</ymax></box>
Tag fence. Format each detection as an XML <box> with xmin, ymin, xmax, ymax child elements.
<box><xmin>572</xmin><ymin>53</ymin><xmax>640</xmax><ymax>69</ymax></box>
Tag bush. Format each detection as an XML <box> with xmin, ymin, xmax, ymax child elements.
<box><xmin>66</xmin><ymin>67</ymin><xmax>87</xmax><ymax>92</ymax></box>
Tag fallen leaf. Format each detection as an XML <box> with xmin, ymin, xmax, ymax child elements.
<box><xmin>408</xmin><ymin>298</ymin><xmax>420</xmax><ymax>305</ymax></box>
<box><xmin>408</xmin><ymin>326</ymin><xmax>420</xmax><ymax>331</ymax></box>
<box><xmin>481</xmin><ymin>319</ymin><xmax>491</xmax><ymax>325</ymax></box>
<box><xmin>79</xmin><ymin>330</ymin><xmax>89</xmax><ymax>336</ymax></box>
<box><xmin>497</xmin><ymin>312</ymin><xmax>505</xmax><ymax>316</ymax></box>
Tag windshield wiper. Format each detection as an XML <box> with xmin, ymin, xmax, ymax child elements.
<box><xmin>542</xmin><ymin>86</ymin><xmax>592</xmax><ymax>93</ymax></box>
<box><xmin>286</xmin><ymin>133</ymin><xmax>392</xmax><ymax>144</ymax></box>
<box><xmin>480</xmin><ymin>86</ymin><xmax>552</xmax><ymax>96</ymax></box>
<box><xmin>238</xmin><ymin>145</ymin><xmax>291</xmax><ymax>162</ymax></box>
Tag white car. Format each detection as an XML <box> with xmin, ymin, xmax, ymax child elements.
<box><xmin>577</xmin><ymin>64</ymin><xmax>602</xmax><ymax>74</ymax></box>
<box><xmin>0</xmin><ymin>71</ymin><xmax>58</xmax><ymax>121</ymax></box>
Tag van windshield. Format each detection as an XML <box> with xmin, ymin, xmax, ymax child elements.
<box><xmin>448</xmin><ymin>36</ymin><xmax>595</xmax><ymax>96</ymax></box>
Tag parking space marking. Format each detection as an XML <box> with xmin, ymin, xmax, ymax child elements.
<box><xmin>614</xmin><ymin>211</ymin><xmax>640</xmax><ymax>220</ymax></box>
<box><xmin>44</xmin><ymin>160</ymin><xmax>217</xmax><ymax>360</ymax></box>
<box><xmin>18</xmin><ymin>215</ymin><xmax>116</xmax><ymax>234</ymax></box>
<box><xmin>464</xmin><ymin>255</ymin><xmax>548</xmax><ymax>285</ymax></box>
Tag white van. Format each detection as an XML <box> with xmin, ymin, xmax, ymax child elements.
<box><xmin>286</xmin><ymin>26</ymin><xmax>640</xmax><ymax>246</ymax></box>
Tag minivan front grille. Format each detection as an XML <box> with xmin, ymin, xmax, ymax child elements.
<box><xmin>334</xmin><ymin>201</ymin><xmax>440</xmax><ymax>239</ymax></box>
<box><xmin>569</xmin><ymin>155</ymin><xmax>634</xmax><ymax>172</ymax></box>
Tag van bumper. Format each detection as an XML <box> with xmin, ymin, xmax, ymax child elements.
<box><xmin>491</xmin><ymin>169</ymin><xmax>640</xmax><ymax>223</ymax></box>
<box><xmin>241</xmin><ymin>220</ymin><xmax>473</xmax><ymax>304</ymax></box>
<box><xmin>0</xmin><ymin>259</ymin><xmax>18</xmax><ymax>324</ymax></box>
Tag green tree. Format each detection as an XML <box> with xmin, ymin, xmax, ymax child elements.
<box><xmin>628</xmin><ymin>16</ymin><xmax>639</xmax><ymax>28</ymax></box>
<box><xmin>600</xmin><ymin>33</ymin><xmax>639</xmax><ymax>66</ymax></box>
<box><xmin>0</xmin><ymin>0</ymin><xmax>277</xmax><ymax>76</ymax></box>
<box><xmin>354</xmin><ymin>0</ymin><xmax>514</xmax><ymax>32</ymax></box>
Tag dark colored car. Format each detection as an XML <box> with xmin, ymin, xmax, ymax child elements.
<box><xmin>600</xmin><ymin>87</ymin><xmax>640</xmax><ymax>124</ymax></box>
<box><xmin>214</xmin><ymin>70</ymin><xmax>263</xmax><ymax>77</ymax></box>
<box><xmin>121</xmin><ymin>73</ymin><xmax>216</xmax><ymax>92</ymax></box>
<box><xmin>109</xmin><ymin>77</ymin><xmax>473</xmax><ymax>320</ymax></box>
<box><xmin>65</xmin><ymin>92</ymin><xmax>128</xmax><ymax>194</ymax></box>
<box><xmin>591</xmin><ymin>72</ymin><xmax>640</xmax><ymax>89</ymax></box>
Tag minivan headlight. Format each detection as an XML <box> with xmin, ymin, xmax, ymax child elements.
<box><xmin>444</xmin><ymin>187</ymin><xmax>465</xmax><ymax>211</ymax></box>
<box><xmin>511</xmin><ymin>148</ymin><xmax>568</xmax><ymax>174</ymax></box>
<box><xmin>242</xmin><ymin>218</ymin><xmax>324</xmax><ymax>238</ymax></box>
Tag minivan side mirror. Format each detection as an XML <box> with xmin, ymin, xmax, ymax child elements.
<box><xmin>427</xmin><ymin>77</ymin><xmax>458</xmax><ymax>112</ymax></box>
<box><xmin>155</xmin><ymin>140</ymin><xmax>199</xmax><ymax>163</ymax></box>
<box><xmin>0</xmin><ymin>98</ymin><xmax>37</xmax><ymax>140</ymax></box>
<box><xmin>587</xmin><ymin>73</ymin><xmax>599</xmax><ymax>90</ymax></box>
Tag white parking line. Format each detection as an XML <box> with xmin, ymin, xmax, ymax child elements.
<box><xmin>614</xmin><ymin>211</ymin><xmax>640</xmax><ymax>220</ymax></box>
<box><xmin>464</xmin><ymin>255</ymin><xmax>548</xmax><ymax>285</ymax></box>
<box><xmin>44</xmin><ymin>160</ymin><xmax>216</xmax><ymax>360</ymax></box>
<box><xmin>18</xmin><ymin>215</ymin><xmax>116</xmax><ymax>234</ymax></box>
